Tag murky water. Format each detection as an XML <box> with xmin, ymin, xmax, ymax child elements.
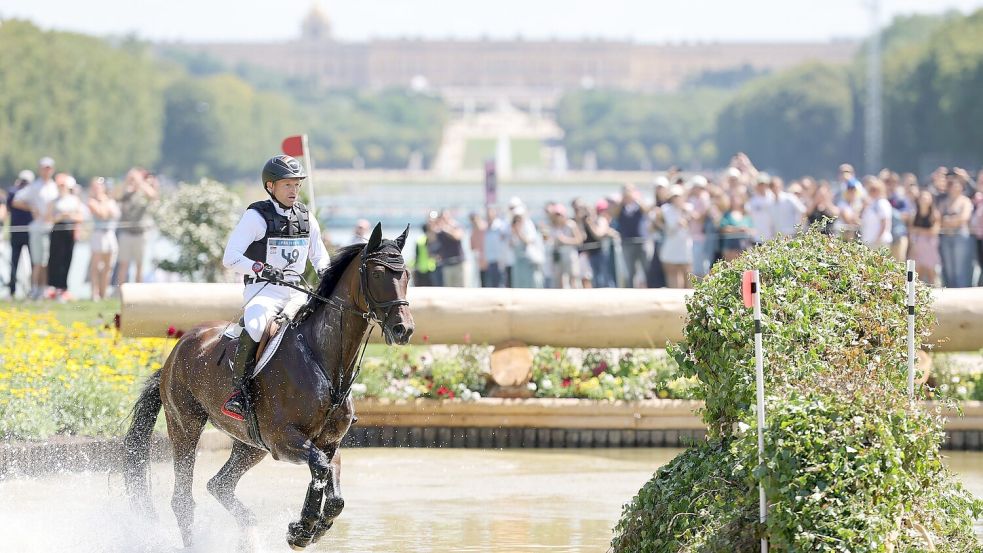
<box><xmin>0</xmin><ymin>448</ymin><xmax>980</xmax><ymax>553</ymax></box>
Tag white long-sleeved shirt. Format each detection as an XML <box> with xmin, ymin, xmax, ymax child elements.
<box><xmin>223</xmin><ymin>200</ymin><xmax>331</xmax><ymax>278</ymax></box>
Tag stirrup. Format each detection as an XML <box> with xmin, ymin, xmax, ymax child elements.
<box><xmin>222</xmin><ymin>391</ymin><xmax>245</xmax><ymax>421</ymax></box>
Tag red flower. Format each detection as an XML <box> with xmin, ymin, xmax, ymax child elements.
<box><xmin>422</xmin><ymin>334</ymin><xmax>430</xmax><ymax>344</ymax></box>
<box><xmin>166</xmin><ymin>325</ymin><xmax>176</xmax><ymax>337</ymax></box>
<box><xmin>436</xmin><ymin>385</ymin><xmax>450</xmax><ymax>396</ymax></box>
<box><xmin>448</xmin><ymin>390</ymin><xmax>455</xmax><ymax>399</ymax></box>
<box><xmin>561</xmin><ymin>378</ymin><xmax>572</xmax><ymax>388</ymax></box>
<box><xmin>592</xmin><ymin>360</ymin><xmax>608</xmax><ymax>377</ymax></box>
<box><xmin>554</xmin><ymin>350</ymin><xmax>562</xmax><ymax>361</ymax></box>
<box><xmin>463</xmin><ymin>333</ymin><xmax>471</xmax><ymax>344</ymax></box>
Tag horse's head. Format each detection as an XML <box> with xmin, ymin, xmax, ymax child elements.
<box><xmin>359</xmin><ymin>223</ymin><xmax>414</xmax><ymax>345</ymax></box>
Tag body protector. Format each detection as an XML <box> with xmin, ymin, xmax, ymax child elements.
<box><xmin>243</xmin><ymin>200</ymin><xmax>311</xmax><ymax>282</ymax></box>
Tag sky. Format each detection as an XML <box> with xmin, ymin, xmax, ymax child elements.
<box><xmin>1</xmin><ymin>0</ymin><xmax>982</xmax><ymax>44</ymax></box>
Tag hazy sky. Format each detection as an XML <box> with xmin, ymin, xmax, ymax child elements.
<box><xmin>2</xmin><ymin>0</ymin><xmax>982</xmax><ymax>43</ymax></box>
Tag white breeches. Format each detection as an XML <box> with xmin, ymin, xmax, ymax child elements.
<box><xmin>242</xmin><ymin>282</ymin><xmax>307</xmax><ymax>342</ymax></box>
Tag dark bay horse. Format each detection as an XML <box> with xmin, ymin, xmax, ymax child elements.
<box><xmin>123</xmin><ymin>223</ymin><xmax>414</xmax><ymax>550</ymax></box>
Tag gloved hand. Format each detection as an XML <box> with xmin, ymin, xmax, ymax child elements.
<box><xmin>252</xmin><ymin>261</ymin><xmax>284</xmax><ymax>283</ymax></box>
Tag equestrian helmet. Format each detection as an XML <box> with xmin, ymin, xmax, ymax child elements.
<box><xmin>262</xmin><ymin>155</ymin><xmax>306</xmax><ymax>186</ymax></box>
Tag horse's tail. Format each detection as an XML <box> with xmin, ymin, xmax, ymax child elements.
<box><xmin>122</xmin><ymin>369</ymin><xmax>162</xmax><ymax>515</ymax></box>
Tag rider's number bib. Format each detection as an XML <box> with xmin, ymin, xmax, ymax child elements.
<box><xmin>266</xmin><ymin>237</ymin><xmax>309</xmax><ymax>276</ymax></box>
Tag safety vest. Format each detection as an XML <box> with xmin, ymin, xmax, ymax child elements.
<box><xmin>243</xmin><ymin>200</ymin><xmax>311</xmax><ymax>282</ymax></box>
<box><xmin>414</xmin><ymin>235</ymin><xmax>436</xmax><ymax>273</ymax></box>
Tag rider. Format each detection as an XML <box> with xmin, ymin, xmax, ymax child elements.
<box><xmin>221</xmin><ymin>154</ymin><xmax>331</xmax><ymax>420</ymax></box>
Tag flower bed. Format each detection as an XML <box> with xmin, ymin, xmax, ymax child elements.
<box><xmin>0</xmin><ymin>308</ymin><xmax>167</xmax><ymax>440</ymax></box>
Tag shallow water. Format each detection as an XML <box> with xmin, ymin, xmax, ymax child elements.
<box><xmin>0</xmin><ymin>448</ymin><xmax>980</xmax><ymax>553</ymax></box>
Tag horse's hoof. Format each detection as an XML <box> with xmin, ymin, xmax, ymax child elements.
<box><xmin>311</xmin><ymin>520</ymin><xmax>334</xmax><ymax>544</ymax></box>
<box><xmin>287</xmin><ymin>521</ymin><xmax>315</xmax><ymax>551</ymax></box>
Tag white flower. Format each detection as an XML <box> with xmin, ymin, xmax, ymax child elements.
<box><xmin>471</xmin><ymin>391</ymin><xmax>481</xmax><ymax>400</ymax></box>
<box><xmin>527</xmin><ymin>382</ymin><xmax>537</xmax><ymax>391</ymax></box>
<box><xmin>350</xmin><ymin>383</ymin><xmax>367</xmax><ymax>395</ymax></box>
<box><xmin>461</xmin><ymin>389</ymin><xmax>473</xmax><ymax>401</ymax></box>
<box><xmin>734</xmin><ymin>421</ymin><xmax>751</xmax><ymax>434</ymax></box>
<box><xmin>540</xmin><ymin>379</ymin><xmax>552</xmax><ymax>390</ymax></box>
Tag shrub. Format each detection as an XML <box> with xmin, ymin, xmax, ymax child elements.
<box><xmin>615</xmin><ymin>229</ymin><xmax>982</xmax><ymax>552</ymax></box>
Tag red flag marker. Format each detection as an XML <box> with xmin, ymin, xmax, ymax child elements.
<box><xmin>742</xmin><ymin>270</ymin><xmax>754</xmax><ymax>308</ymax></box>
<box><xmin>281</xmin><ymin>135</ymin><xmax>304</xmax><ymax>157</ymax></box>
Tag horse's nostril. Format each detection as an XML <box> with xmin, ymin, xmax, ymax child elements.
<box><xmin>393</xmin><ymin>323</ymin><xmax>406</xmax><ymax>337</ymax></box>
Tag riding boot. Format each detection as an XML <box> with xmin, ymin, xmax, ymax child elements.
<box><xmin>222</xmin><ymin>333</ymin><xmax>260</xmax><ymax>421</ymax></box>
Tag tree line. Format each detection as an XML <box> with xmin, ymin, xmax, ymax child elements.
<box><xmin>558</xmin><ymin>9</ymin><xmax>983</xmax><ymax>177</ymax></box>
<box><xmin>0</xmin><ymin>20</ymin><xmax>447</xmax><ymax>183</ymax></box>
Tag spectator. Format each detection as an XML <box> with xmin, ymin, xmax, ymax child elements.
<box><xmin>687</xmin><ymin>176</ymin><xmax>711</xmax><ymax>279</ymax></box>
<box><xmin>771</xmin><ymin>178</ymin><xmax>806</xmax><ymax>237</ymax></box>
<box><xmin>719</xmin><ymin>192</ymin><xmax>754</xmax><ymax>261</ymax></box>
<box><xmin>938</xmin><ymin>171</ymin><xmax>974</xmax><ymax>287</ymax></box>
<box><xmin>12</xmin><ymin>157</ymin><xmax>58</xmax><ymax>299</ymax></box>
<box><xmin>703</xmin><ymin>185</ymin><xmax>727</xmax><ymax>270</ymax></box>
<box><xmin>47</xmin><ymin>174</ymin><xmax>84</xmax><ymax>301</ymax></box>
<box><xmin>412</xmin><ymin>221</ymin><xmax>438</xmax><ymax>287</ymax></box>
<box><xmin>347</xmin><ymin>219</ymin><xmax>370</xmax><ymax>245</ymax></box>
<box><xmin>5</xmin><ymin>170</ymin><xmax>34</xmax><ymax>298</ymax></box>
<box><xmin>613</xmin><ymin>184</ymin><xmax>650</xmax><ymax>287</ymax></box>
<box><xmin>836</xmin><ymin>181</ymin><xmax>863</xmax><ymax>240</ymax></box>
<box><xmin>116</xmin><ymin>168</ymin><xmax>158</xmax><ymax>285</ymax></box>
<box><xmin>547</xmin><ymin>204</ymin><xmax>583</xmax><ymax>289</ymax></box>
<box><xmin>907</xmin><ymin>189</ymin><xmax>941</xmax><ymax>286</ymax></box>
<box><xmin>483</xmin><ymin>206</ymin><xmax>508</xmax><ymax>288</ymax></box>
<box><xmin>509</xmin><ymin>207</ymin><xmax>544</xmax><ymax>288</ymax></box>
<box><xmin>87</xmin><ymin>177</ymin><xmax>120</xmax><ymax>301</ymax></box>
<box><xmin>836</xmin><ymin>163</ymin><xmax>864</xmax><ymax>201</ymax></box>
<box><xmin>859</xmin><ymin>177</ymin><xmax>892</xmax><ymax>250</ymax></box>
<box><xmin>884</xmin><ymin>171</ymin><xmax>913</xmax><ymax>263</ymax></box>
<box><xmin>583</xmin><ymin>199</ymin><xmax>617</xmax><ymax>288</ymax></box>
<box><xmin>659</xmin><ymin>185</ymin><xmax>692</xmax><ymax>288</ymax></box>
<box><xmin>747</xmin><ymin>176</ymin><xmax>775</xmax><ymax>244</ymax></box>
<box><xmin>807</xmin><ymin>183</ymin><xmax>840</xmax><ymax>235</ymax></box>
<box><xmin>469</xmin><ymin>211</ymin><xmax>488</xmax><ymax>286</ymax></box>
<box><xmin>432</xmin><ymin>209</ymin><xmax>466</xmax><ymax>287</ymax></box>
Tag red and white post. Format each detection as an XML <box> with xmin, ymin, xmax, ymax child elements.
<box><xmin>743</xmin><ymin>269</ymin><xmax>768</xmax><ymax>552</ymax></box>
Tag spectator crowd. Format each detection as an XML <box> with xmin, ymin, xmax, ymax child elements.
<box><xmin>2</xmin><ymin>157</ymin><xmax>159</xmax><ymax>301</ymax></box>
<box><xmin>414</xmin><ymin>154</ymin><xmax>983</xmax><ymax>290</ymax></box>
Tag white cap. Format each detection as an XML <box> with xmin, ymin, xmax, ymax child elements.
<box><xmin>689</xmin><ymin>175</ymin><xmax>708</xmax><ymax>187</ymax></box>
<box><xmin>667</xmin><ymin>185</ymin><xmax>685</xmax><ymax>198</ymax></box>
<box><xmin>508</xmin><ymin>196</ymin><xmax>524</xmax><ymax>210</ymax></box>
<box><xmin>512</xmin><ymin>205</ymin><xmax>526</xmax><ymax>216</ymax></box>
<box><xmin>725</xmin><ymin>167</ymin><xmax>741</xmax><ymax>179</ymax></box>
<box><xmin>653</xmin><ymin>175</ymin><xmax>670</xmax><ymax>188</ymax></box>
<box><xmin>18</xmin><ymin>170</ymin><xmax>35</xmax><ymax>182</ymax></box>
<box><xmin>63</xmin><ymin>176</ymin><xmax>77</xmax><ymax>189</ymax></box>
<box><xmin>38</xmin><ymin>156</ymin><xmax>54</xmax><ymax>168</ymax></box>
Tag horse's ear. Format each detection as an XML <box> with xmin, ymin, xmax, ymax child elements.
<box><xmin>366</xmin><ymin>222</ymin><xmax>383</xmax><ymax>253</ymax></box>
<box><xmin>395</xmin><ymin>224</ymin><xmax>410</xmax><ymax>251</ymax></box>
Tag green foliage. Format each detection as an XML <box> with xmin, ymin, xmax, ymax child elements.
<box><xmin>0</xmin><ymin>20</ymin><xmax>163</xmax><ymax>181</ymax></box>
<box><xmin>556</xmin><ymin>89</ymin><xmax>731</xmax><ymax>170</ymax></box>
<box><xmin>155</xmin><ymin>179</ymin><xmax>241</xmax><ymax>282</ymax></box>
<box><xmin>616</xmin><ymin>228</ymin><xmax>982</xmax><ymax>552</ymax></box>
<box><xmin>670</xmin><ymin>228</ymin><xmax>935</xmax><ymax>437</ymax></box>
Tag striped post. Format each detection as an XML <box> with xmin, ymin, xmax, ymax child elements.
<box><xmin>906</xmin><ymin>260</ymin><xmax>916</xmax><ymax>400</ymax></box>
<box><xmin>743</xmin><ymin>269</ymin><xmax>768</xmax><ymax>553</ymax></box>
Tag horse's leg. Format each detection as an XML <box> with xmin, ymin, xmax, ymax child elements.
<box><xmin>273</xmin><ymin>431</ymin><xmax>331</xmax><ymax>551</ymax></box>
<box><xmin>311</xmin><ymin>446</ymin><xmax>344</xmax><ymax>544</ymax></box>
<box><xmin>163</xmin><ymin>394</ymin><xmax>208</xmax><ymax>548</ymax></box>
<box><xmin>206</xmin><ymin>440</ymin><xmax>268</xmax><ymax>527</ymax></box>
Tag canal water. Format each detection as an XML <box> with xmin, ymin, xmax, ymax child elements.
<box><xmin>0</xmin><ymin>448</ymin><xmax>980</xmax><ymax>552</ymax></box>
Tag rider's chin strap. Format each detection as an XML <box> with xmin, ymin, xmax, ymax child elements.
<box><xmin>266</xmin><ymin>189</ymin><xmax>292</xmax><ymax>211</ymax></box>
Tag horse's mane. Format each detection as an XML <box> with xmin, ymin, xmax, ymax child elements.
<box><xmin>296</xmin><ymin>239</ymin><xmax>405</xmax><ymax>320</ymax></box>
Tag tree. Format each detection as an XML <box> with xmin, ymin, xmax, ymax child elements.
<box><xmin>715</xmin><ymin>63</ymin><xmax>853</xmax><ymax>176</ymax></box>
